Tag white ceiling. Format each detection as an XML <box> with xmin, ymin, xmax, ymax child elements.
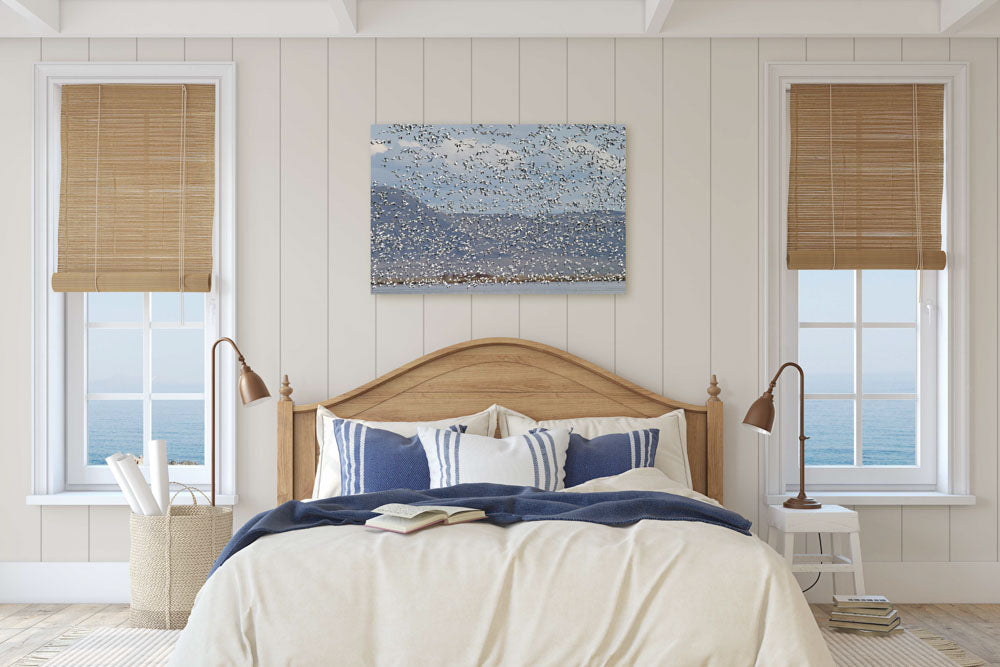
<box><xmin>3</xmin><ymin>0</ymin><xmax>1000</xmax><ymax>38</ymax></box>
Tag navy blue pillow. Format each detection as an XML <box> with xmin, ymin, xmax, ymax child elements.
<box><xmin>560</xmin><ymin>428</ymin><xmax>660</xmax><ymax>487</ymax></box>
<box><xmin>333</xmin><ymin>419</ymin><xmax>465</xmax><ymax>495</ymax></box>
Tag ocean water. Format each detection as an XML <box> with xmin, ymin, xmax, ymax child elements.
<box><xmin>805</xmin><ymin>399</ymin><xmax>916</xmax><ymax>466</ymax></box>
<box><xmin>88</xmin><ymin>400</ymin><xmax>205</xmax><ymax>465</ymax></box>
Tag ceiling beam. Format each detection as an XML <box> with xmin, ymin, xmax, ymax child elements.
<box><xmin>1</xmin><ymin>0</ymin><xmax>58</xmax><ymax>32</ymax></box>
<box><xmin>940</xmin><ymin>0</ymin><xmax>1000</xmax><ymax>32</ymax></box>
<box><xmin>330</xmin><ymin>0</ymin><xmax>357</xmax><ymax>33</ymax></box>
<box><xmin>644</xmin><ymin>0</ymin><xmax>675</xmax><ymax>34</ymax></box>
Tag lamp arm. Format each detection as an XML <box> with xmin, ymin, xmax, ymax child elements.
<box><xmin>212</xmin><ymin>336</ymin><xmax>246</xmax><ymax>364</ymax></box>
<box><xmin>209</xmin><ymin>337</ymin><xmax>243</xmax><ymax>507</ymax></box>
<box><xmin>768</xmin><ymin>361</ymin><xmax>814</xmax><ymax>506</ymax></box>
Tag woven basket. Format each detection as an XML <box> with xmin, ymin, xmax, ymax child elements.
<box><xmin>129</xmin><ymin>485</ymin><xmax>232</xmax><ymax>629</ymax></box>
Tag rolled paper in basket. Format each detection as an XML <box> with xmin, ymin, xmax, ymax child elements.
<box><xmin>149</xmin><ymin>440</ymin><xmax>170</xmax><ymax>516</ymax></box>
<box><xmin>116</xmin><ymin>454</ymin><xmax>161</xmax><ymax>516</ymax></box>
<box><xmin>106</xmin><ymin>454</ymin><xmax>142</xmax><ymax>514</ymax></box>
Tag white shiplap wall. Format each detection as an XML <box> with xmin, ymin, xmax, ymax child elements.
<box><xmin>0</xmin><ymin>36</ymin><xmax>997</xmax><ymax>601</ymax></box>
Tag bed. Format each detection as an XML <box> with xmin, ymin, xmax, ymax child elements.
<box><xmin>171</xmin><ymin>338</ymin><xmax>833</xmax><ymax>665</ymax></box>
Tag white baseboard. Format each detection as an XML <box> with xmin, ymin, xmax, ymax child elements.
<box><xmin>0</xmin><ymin>562</ymin><xmax>129</xmax><ymax>603</ymax></box>
<box><xmin>802</xmin><ymin>561</ymin><xmax>1000</xmax><ymax>603</ymax></box>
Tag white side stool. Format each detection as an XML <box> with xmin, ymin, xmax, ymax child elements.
<box><xmin>766</xmin><ymin>504</ymin><xmax>865</xmax><ymax>595</ymax></box>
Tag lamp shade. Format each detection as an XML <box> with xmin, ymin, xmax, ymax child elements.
<box><xmin>742</xmin><ymin>391</ymin><xmax>776</xmax><ymax>435</ymax></box>
<box><xmin>238</xmin><ymin>363</ymin><xmax>271</xmax><ymax>406</ymax></box>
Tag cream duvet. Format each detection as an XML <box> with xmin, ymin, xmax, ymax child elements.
<box><xmin>171</xmin><ymin>469</ymin><xmax>833</xmax><ymax>666</ymax></box>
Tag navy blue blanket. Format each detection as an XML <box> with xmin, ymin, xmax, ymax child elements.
<box><xmin>211</xmin><ymin>483</ymin><xmax>750</xmax><ymax>576</ymax></box>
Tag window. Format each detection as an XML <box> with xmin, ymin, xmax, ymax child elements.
<box><xmin>763</xmin><ymin>62</ymin><xmax>970</xmax><ymax>498</ymax></box>
<box><xmin>793</xmin><ymin>269</ymin><xmax>936</xmax><ymax>486</ymax></box>
<box><xmin>65</xmin><ymin>292</ymin><xmax>212</xmax><ymax>487</ymax></box>
<box><xmin>31</xmin><ymin>63</ymin><xmax>236</xmax><ymax>501</ymax></box>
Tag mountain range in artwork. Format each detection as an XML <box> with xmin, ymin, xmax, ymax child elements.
<box><xmin>370</xmin><ymin>123</ymin><xmax>626</xmax><ymax>294</ymax></box>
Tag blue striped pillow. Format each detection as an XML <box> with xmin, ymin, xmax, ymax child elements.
<box><xmin>559</xmin><ymin>428</ymin><xmax>660</xmax><ymax>487</ymax></box>
<box><xmin>333</xmin><ymin>419</ymin><xmax>465</xmax><ymax>496</ymax></box>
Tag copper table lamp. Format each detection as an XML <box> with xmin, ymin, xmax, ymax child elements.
<box><xmin>210</xmin><ymin>337</ymin><xmax>271</xmax><ymax>506</ymax></box>
<box><xmin>743</xmin><ymin>362</ymin><xmax>821</xmax><ymax>510</ymax></box>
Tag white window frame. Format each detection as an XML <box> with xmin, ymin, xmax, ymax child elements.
<box><xmin>761</xmin><ymin>62</ymin><xmax>970</xmax><ymax>500</ymax></box>
<box><xmin>30</xmin><ymin>62</ymin><xmax>237</xmax><ymax>503</ymax></box>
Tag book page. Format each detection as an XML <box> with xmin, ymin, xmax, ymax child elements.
<box><xmin>373</xmin><ymin>503</ymin><xmax>443</xmax><ymax>519</ymax></box>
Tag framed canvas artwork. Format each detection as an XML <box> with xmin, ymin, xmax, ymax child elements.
<box><xmin>371</xmin><ymin>123</ymin><xmax>626</xmax><ymax>294</ymax></box>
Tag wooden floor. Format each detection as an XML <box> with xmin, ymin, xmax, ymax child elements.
<box><xmin>0</xmin><ymin>603</ymin><xmax>997</xmax><ymax>665</ymax></box>
<box><xmin>812</xmin><ymin>603</ymin><xmax>1000</xmax><ymax>666</ymax></box>
<box><xmin>0</xmin><ymin>603</ymin><xmax>129</xmax><ymax>666</ymax></box>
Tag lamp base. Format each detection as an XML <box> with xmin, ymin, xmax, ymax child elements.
<box><xmin>783</xmin><ymin>496</ymin><xmax>823</xmax><ymax>510</ymax></box>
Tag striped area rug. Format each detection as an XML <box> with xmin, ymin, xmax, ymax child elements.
<box><xmin>13</xmin><ymin>627</ymin><xmax>181</xmax><ymax>667</ymax></box>
<box><xmin>822</xmin><ymin>626</ymin><xmax>986</xmax><ymax>667</ymax></box>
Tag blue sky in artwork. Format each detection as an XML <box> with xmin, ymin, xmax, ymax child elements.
<box><xmin>371</xmin><ymin>124</ymin><xmax>625</xmax><ymax>216</ymax></box>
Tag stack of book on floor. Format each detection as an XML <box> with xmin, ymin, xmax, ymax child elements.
<box><xmin>829</xmin><ymin>595</ymin><xmax>901</xmax><ymax>634</ymax></box>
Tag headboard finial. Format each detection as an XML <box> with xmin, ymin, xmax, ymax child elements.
<box><xmin>707</xmin><ymin>374</ymin><xmax>721</xmax><ymax>401</ymax></box>
<box><xmin>279</xmin><ymin>374</ymin><xmax>293</xmax><ymax>402</ymax></box>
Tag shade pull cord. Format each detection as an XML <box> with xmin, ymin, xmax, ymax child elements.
<box><xmin>828</xmin><ymin>84</ymin><xmax>837</xmax><ymax>270</ymax></box>
<box><xmin>178</xmin><ymin>85</ymin><xmax>188</xmax><ymax>294</ymax></box>
<box><xmin>912</xmin><ymin>84</ymin><xmax>924</xmax><ymax>272</ymax></box>
<box><xmin>93</xmin><ymin>84</ymin><xmax>102</xmax><ymax>292</ymax></box>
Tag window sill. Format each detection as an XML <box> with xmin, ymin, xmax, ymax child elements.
<box><xmin>26</xmin><ymin>492</ymin><xmax>239</xmax><ymax>506</ymax></box>
<box><xmin>766</xmin><ymin>492</ymin><xmax>975</xmax><ymax>506</ymax></box>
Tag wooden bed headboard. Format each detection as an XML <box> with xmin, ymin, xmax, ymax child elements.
<box><xmin>277</xmin><ymin>338</ymin><xmax>724</xmax><ymax>504</ymax></box>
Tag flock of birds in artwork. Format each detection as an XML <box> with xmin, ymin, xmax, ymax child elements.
<box><xmin>370</xmin><ymin>123</ymin><xmax>627</xmax><ymax>292</ymax></box>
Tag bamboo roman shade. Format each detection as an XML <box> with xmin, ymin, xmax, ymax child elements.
<box><xmin>786</xmin><ymin>83</ymin><xmax>946</xmax><ymax>270</ymax></box>
<box><xmin>52</xmin><ymin>83</ymin><xmax>216</xmax><ymax>292</ymax></box>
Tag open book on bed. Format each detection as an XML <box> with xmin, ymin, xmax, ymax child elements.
<box><xmin>365</xmin><ymin>503</ymin><xmax>486</xmax><ymax>534</ymax></box>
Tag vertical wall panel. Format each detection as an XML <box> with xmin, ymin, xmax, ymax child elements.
<box><xmin>853</xmin><ymin>37</ymin><xmax>901</xmax><ymax>60</ymax></box>
<box><xmin>422</xmin><ymin>38</ymin><xmax>474</xmax><ymax>353</ymax></box>
<box><xmin>614</xmin><ymin>39</ymin><xmax>663</xmax><ymax>392</ymax></box>
<box><xmin>184</xmin><ymin>38</ymin><xmax>233</xmax><ymax>60</ymax></box>
<box><xmin>137</xmin><ymin>38</ymin><xmax>184</xmax><ymax>60</ymax></box>
<box><xmin>329</xmin><ymin>39</ymin><xmax>378</xmax><ymax>395</ymax></box>
<box><xmin>564</xmin><ymin>38</ymin><xmax>616</xmax><ymax>371</ymax></box>
<box><xmin>662</xmin><ymin>38</ymin><xmax>711</xmax><ymax>405</ymax></box>
<box><xmin>41</xmin><ymin>38</ymin><xmax>87</xmax><ymax>60</ymax></box>
<box><xmin>858</xmin><ymin>506</ymin><xmax>902</xmax><ymax>561</ymax></box>
<box><xmin>88</xmin><ymin>507</ymin><xmax>130</xmax><ymax>561</ymax></box>
<box><xmin>710</xmin><ymin>38</ymin><xmax>758</xmax><ymax>529</ymax></box>
<box><xmin>40</xmin><ymin>507</ymin><xmax>88</xmax><ymax>562</ymax></box>
<box><xmin>902</xmin><ymin>38</ymin><xmax>950</xmax><ymax>61</ymax></box>
<box><xmin>902</xmin><ymin>507</ymin><xmax>950</xmax><ymax>562</ymax></box>
<box><xmin>518</xmin><ymin>38</ymin><xmax>569</xmax><ymax>349</ymax></box>
<box><xmin>805</xmin><ymin>37</ymin><xmax>854</xmax><ymax>61</ymax></box>
<box><xmin>280</xmin><ymin>39</ymin><xmax>329</xmax><ymax>402</ymax></box>
<box><xmin>375</xmin><ymin>39</ymin><xmax>426</xmax><ymax>374</ymax></box>
<box><xmin>234</xmin><ymin>38</ymin><xmax>281</xmax><ymax>524</ymax></box>
<box><xmin>950</xmin><ymin>38</ymin><xmax>999</xmax><ymax>562</ymax></box>
<box><xmin>88</xmin><ymin>38</ymin><xmax>137</xmax><ymax>61</ymax></box>
<box><xmin>470</xmin><ymin>39</ymin><xmax>521</xmax><ymax>339</ymax></box>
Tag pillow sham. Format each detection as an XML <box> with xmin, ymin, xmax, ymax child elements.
<box><xmin>559</xmin><ymin>428</ymin><xmax>660</xmax><ymax>487</ymax></box>
<box><xmin>418</xmin><ymin>427</ymin><xmax>571</xmax><ymax>491</ymax></box>
<box><xmin>498</xmin><ymin>406</ymin><xmax>692</xmax><ymax>488</ymax></box>
<box><xmin>313</xmin><ymin>405</ymin><xmax>498</xmax><ymax>499</ymax></box>
<box><xmin>331</xmin><ymin>420</ymin><xmax>465</xmax><ymax>496</ymax></box>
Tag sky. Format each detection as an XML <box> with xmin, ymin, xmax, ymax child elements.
<box><xmin>798</xmin><ymin>270</ymin><xmax>919</xmax><ymax>394</ymax></box>
<box><xmin>87</xmin><ymin>292</ymin><xmax>204</xmax><ymax>394</ymax></box>
<box><xmin>370</xmin><ymin>123</ymin><xmax>626</xmax><ymax>216</ymax></box>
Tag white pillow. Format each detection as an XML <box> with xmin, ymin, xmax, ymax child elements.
<box><xmin>313</xmin><ymin>405</ymin><xmax>498</xmax><ymax>499</ymax></box>
<box><xmin>498</xmin><ymin>406</ymin><xmax>692</xmax><ymax>489</ymax></box>
<box><xmin>418</xmin><ymin>427</ymin><xmax>571</xmax><ymax>491</ymax></box>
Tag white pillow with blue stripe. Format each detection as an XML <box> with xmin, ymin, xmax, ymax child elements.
<box><xmin>417</xmin><ymin>427</ymin><xmax>571</xmax><ymax>491</ymax></box>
